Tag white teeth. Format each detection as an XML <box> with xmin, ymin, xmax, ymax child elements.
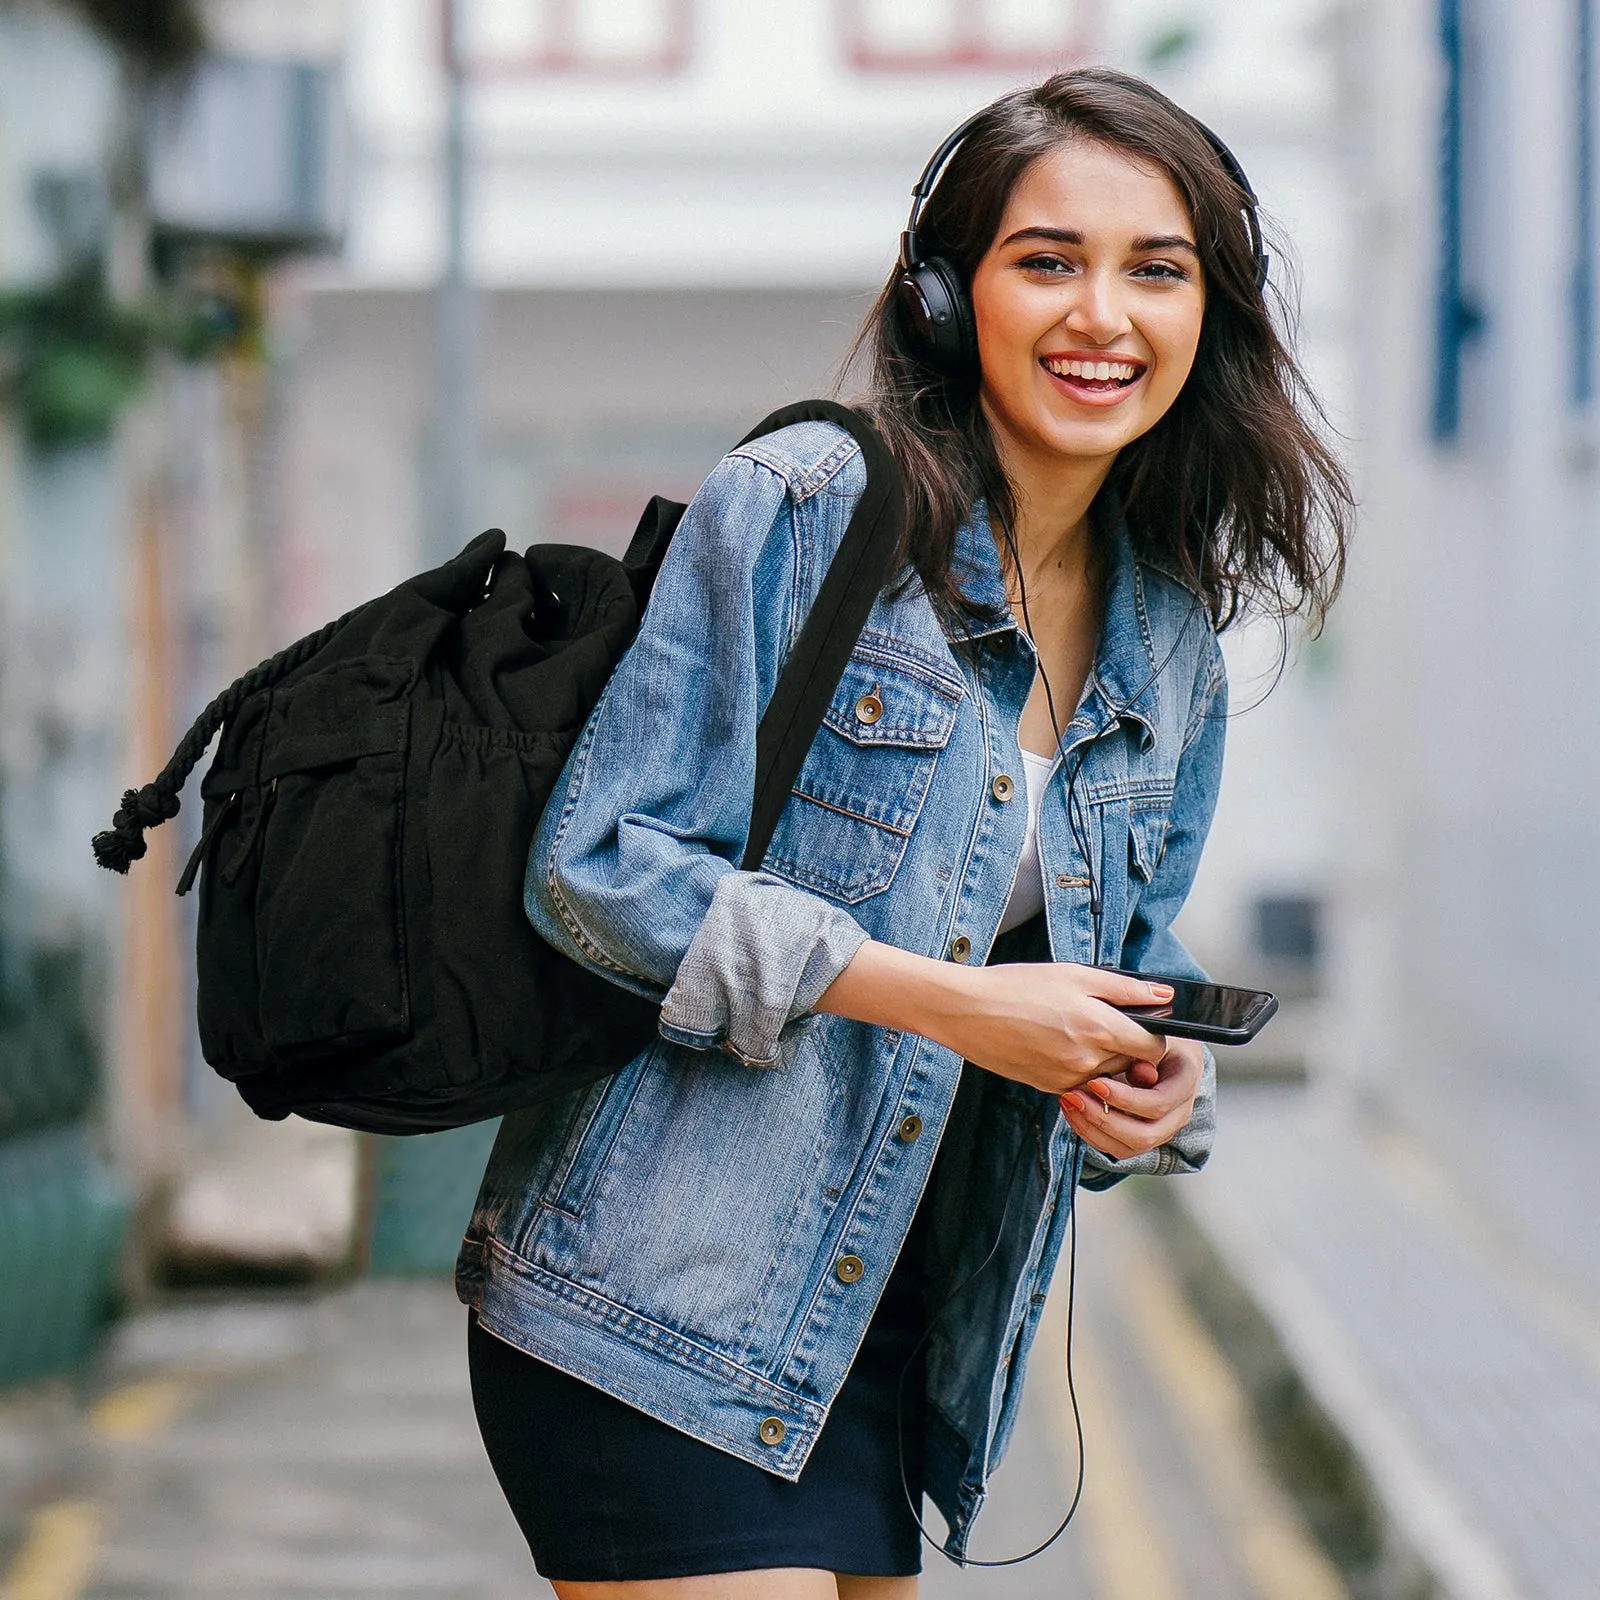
<box><xmin>1045</xmin><ymin>357</ymin><xmax>1141</xmax><ymax>382</ymax></box>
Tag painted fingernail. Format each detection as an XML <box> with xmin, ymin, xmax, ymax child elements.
<box><xmin>1060</xmin><ymin>1092</ymin><xmax>1085</xmax><ymax>1113</ymax></box>
<box><xmin>1087</xmin><ymin>1079</ymin><xmax>1114</xmax><ymax>1102</ymax></box>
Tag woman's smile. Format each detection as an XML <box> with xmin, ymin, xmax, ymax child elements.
<box><xmin>1039</xmin><ymin>347</ymin><xmax>1150</xmax><ymax>406</ymax></box>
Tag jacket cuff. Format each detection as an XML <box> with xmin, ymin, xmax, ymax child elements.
<box><xmin>658</xmin><ymin>872</ymin><xmax>869</xmax><ymax>1067</ymax></box>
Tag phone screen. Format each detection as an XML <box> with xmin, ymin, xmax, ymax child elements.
<box><xmin>1122</xmin><ymin>977</ymin><xmax>1270</xmax><ymax>1032</ymax></box>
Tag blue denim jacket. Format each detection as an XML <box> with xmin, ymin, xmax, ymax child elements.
<box><xmin>456</xmin><ymin>420</ymin><xmax>1226</xmax><ymax>1555</ymax></box>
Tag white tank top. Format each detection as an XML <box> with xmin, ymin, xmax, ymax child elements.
<box><xmin>996</xmin><ymin>749</ymin><xmax>1056</xmax><ymax>936</ymax></box>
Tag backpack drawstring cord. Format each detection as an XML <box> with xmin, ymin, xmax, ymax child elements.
<box><xmin>90</xmin><ymin>605</ymin><xmax>362</xmax><ymax>877</ymax></box>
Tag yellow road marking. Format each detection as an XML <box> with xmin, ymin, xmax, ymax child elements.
<box><xmin>1121</xmin><ymin>1242</ymin><xmax>1348</xmax><ymax>1600</ymax></box>
<box><xmin>88</xmin><ymin>1377</ymin><xmax>191</xmax><ymax>1442</ymax></box>
<box><xmin>1071</xmin><ymin>1335</ymin><xmax>1186</xmax><ymax>1600</ymax></box>
<box><xmin>0</xmin><ymin>1499</ymin><xmax>103</xmax><ymax>1600</ymax></box>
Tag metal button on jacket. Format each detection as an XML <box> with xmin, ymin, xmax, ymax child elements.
<box><xmin>992</xmin><ymin>773</ymin><xmax>1015</xmax><ymax>802</ymax></box>
<box><xmin>758</xmin><ymin>1416</ymin><xmax>787</xmax><ymax>1446</ymax></box>
<box><xmin>854</xmin><ymin>691</ymin><xmax>884</xmax><ymax>725</ymax></box>
<box><xmin>835</xmin><ymin>1255</ymin><xmax>866</xmax><ymax>1284</ymax></box>
<box><xmin>897</xmin><ymin>1114</ymin><xmax>923</xmax><ymax>1143</ymax></box>
<box><xmin>950</xmin><ymin>935</ymin><xmax>972</xmax><ymax>962</ymax></box>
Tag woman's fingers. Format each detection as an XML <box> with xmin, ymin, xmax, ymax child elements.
<box><xmin>1061</xmin><ymin>1038</ymin><xmax>1205</xmax><ymax>1157</ymax></box>
<box><xmin>1084</xmin><ymin>1000</ymin><xmax>1169</xmax><ymax>1064</ymax></box>
<box><xmin>1126</xmin><ymin>1058</ymin><xmax>1161</xmax><ymax>1089</ymax></box>
<box><xmin>1078</xmin><ymin>971</ymin><xmax>1172</xmax><ymax>1063</ymax></box>
<box><xmin>1090</xmin><ymin>1051</ymin><xmax>1194</xmax><ymax>1120</ymax></box>
<box><xmin>1083</xmin><ymin>968</ymin><xmax>1174</xmax><ymax>1009</ymax></box>
<box><xmin>1059</xmin><ymin>1092</ymin><xmax>1146</xmax><ymax>1160</ymax></box>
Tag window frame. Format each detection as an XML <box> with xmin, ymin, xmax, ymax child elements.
<box><xmin>450</xmin><ymin>0</ymin><xmax>694</xmax><ymax>79</ymax></box>
<box><xmin>838</xmin><ymin>0</ymin><xmax>1093</xmax><ymax>73</ymax></box>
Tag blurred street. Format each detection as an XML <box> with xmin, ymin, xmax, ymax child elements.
<box><xmin>4</xmin><ymin>1</ymin><xmax>1599</xmax><ymax>1598</ymax></box>
<box><xmin>1</xmin><ymin>1179</ymin><xmax>1344</xmax><ymax>1600</ymax></box>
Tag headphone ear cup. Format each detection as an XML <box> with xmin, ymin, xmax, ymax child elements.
<box><xmin>896</xmin><ymin>255</ymin><xmax>978</xmax><ymax>383</ymax></box>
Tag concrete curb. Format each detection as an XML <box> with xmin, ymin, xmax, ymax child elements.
<box><xmin>1139</xmin><ymin>1177</ymin><xmax>1528</xmax><ymax>1600</ymax></box>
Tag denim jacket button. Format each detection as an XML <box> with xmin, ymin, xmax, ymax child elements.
<box><xmin>835</xmin><ymin>1255</ymin><xmax>866</xmax><ymax>1284</ymax></box>
<box><xmin>897</xmin><ymin>1114</ymin><xmax>923</xmax><ymax>1143</ymax></box>
<box><xmin>950</xmin><ymin>935</ymin><xmax>972</xmax><ymax>962</ymax></box>
<box><xmin>854</xmin><ymin>691</ymin><xmax>884</xmax><ymax>725</ymax></box>
<box><xmin>991</xmin><ymin>774</ymin><xmax>1015</xmax><ymax>803</ymax></box>
<box><xmin>758</xmin><ymin>1416</ymin><xmax>787</xmax><ymax>1446</ymax></box>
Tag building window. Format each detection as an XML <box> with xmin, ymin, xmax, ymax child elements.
<box><xmin>841</xmin><ymin>0</ymin><xmax>1089</xmax><ymax>71</ymax></box>
<box><xmin>1433</xmin><ymin>0</ymin><xmax>1490</xmax><ymax>442</ymax></box>
<box><xmin>1574</xmin><ymin>0</ymin><xmax>1596</xmax><ymax>407</ymax></box>
<box><xmin>456</xmin><ymin>0</ymin><xmax>692</xmax><ymax>76</ymax></box>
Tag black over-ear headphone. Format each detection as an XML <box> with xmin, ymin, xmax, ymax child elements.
<box><xmin>895</xmin><ymin>107</ymin><xmax>1270</xmax><ymax>384</ymax></box>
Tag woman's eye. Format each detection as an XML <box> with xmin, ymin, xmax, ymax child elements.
<box><xmin>1134</xmin><ymin>260</ymin><xmax>1192</xmax><ymax>283</ymax></box>
<box><xmin>1017</xmin><ymin>253</ymin><xmax>1074</xmax><ymax>276</ymax></box>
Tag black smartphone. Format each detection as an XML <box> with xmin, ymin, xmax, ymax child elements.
<box><xmin>1105</xmin><ymin>970</ymin><xmax>1279</xmax><ymax>1045</ymax></box>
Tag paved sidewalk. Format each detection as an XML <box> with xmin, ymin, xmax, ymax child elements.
<box><xmin>1176</xmin><ymin>1084</ymin><xmax>1600</xmax><ymax>1600</ymax></box>
<box><xmin>1</xmin><ymin>1183</ymin><xmax>1341</xmax><ymax>1599</ymax></box>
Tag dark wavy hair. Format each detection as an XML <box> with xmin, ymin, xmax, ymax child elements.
<box><xmin>845</xmin><ymin>68</ymin><xmax>1352</xmax><ymax>633</ymax></box>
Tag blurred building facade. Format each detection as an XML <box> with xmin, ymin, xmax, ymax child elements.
<box><xmin>284</xmin><ymin>0</ymin><xmax>1354</xmax><ymax>992</ymax></box>
<box><xmin>0</xmin><ymin>0</ymin><xmax>1358</xmax><ymax>1306</ymax></box>
<box><xmin>1334</xmin><ymin>0</ymin><xmax>1600</xmax><ymax>1299</ymax></box>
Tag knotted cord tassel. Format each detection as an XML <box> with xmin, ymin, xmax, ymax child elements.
<box><xmin>91</xmin><ymin>784</ymin><xmax>181</xmax><ymax>874</ymax></box>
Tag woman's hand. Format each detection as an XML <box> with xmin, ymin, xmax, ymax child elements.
<box><xmin>816</xmin><ymin>941</ymin><xmax>1173</xmax><ymax>1096</ymax></box>
<box><xmin>1059</xmin><ymin>1036</ymin><xmax>1205</xmax><ymax>1160</ymax></box>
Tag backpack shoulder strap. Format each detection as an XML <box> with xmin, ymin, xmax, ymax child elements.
<box><xmin>738</xmin><ymin>400</ymin><xmax>903</xmax><ymax>872</ymax></box>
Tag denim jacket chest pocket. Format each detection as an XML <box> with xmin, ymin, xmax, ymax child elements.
<box><xmin>1078</xmin><ymin>733</ymin><xmax>1180</xmax><ymax>961</ymax></box>
<box><xmin>762</xmin><ymin>647</ymin><xmax>963</xmax><ymax>905</ymax></box>
<box><xmin>1128</xmin><ymin>788</ymin><xmax>1175</xmax><ymax>884</ymax></box>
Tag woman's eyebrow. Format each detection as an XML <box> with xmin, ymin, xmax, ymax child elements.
<box><xmin>1001</xmin><ymin>226</ymin><xmax>1199</xmax><ymax>255</ymax></box>
<box><xmin>1001</xmin><ymin>226</ymin><xmax>1085</xmax><ymax>247</ymax></box>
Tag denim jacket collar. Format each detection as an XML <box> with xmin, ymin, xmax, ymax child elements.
<box><xmin>951</xmin><ymin>506</ymin><xmax>1166</xmax><ymax>751</ymax></box>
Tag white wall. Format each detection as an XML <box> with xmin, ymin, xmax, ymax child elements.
<box><xmin>339</xmin><ymin>0</ymin><xmax>1101</xmax><ymax>288</ymax></box>
<box><xmin>1334</xmin><ymin>0</ymin><xmax>1600</xmax><ymax>1292</ymax></box>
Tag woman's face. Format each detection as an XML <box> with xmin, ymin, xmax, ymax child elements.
<box><xmin>970</xmin><ymin>138</ymin><xmax>1206</xmax><ymax>480</ymax></box>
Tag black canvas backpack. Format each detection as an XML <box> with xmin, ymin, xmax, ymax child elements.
<box><xmin>92</xmin><ymin>401</ymin><xmax>903</xmax><ymax>1134</ymax></box>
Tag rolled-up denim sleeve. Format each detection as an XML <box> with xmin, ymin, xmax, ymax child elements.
<box><xmin>1081</xmin><ymin>646</ymin><xmax>1227</xmax><ymax>1189</ymax></box>
<box><xmin>525</xmin><ymin>444</ymin><xmax>868</xmax><ymax>1066</ymax></box>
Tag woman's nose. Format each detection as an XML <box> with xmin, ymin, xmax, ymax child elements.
<box><xmin>1064</xmin><ymin>269</ymin><xmax>1132</xmax><ymax>344</ymax></box>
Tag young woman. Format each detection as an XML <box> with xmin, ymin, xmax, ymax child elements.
<box><xmin>457</xmin><ymin>67</ymin><xmax>1350</xmax><ymax>1600</ymax></box>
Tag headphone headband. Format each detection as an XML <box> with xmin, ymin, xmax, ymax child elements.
<box><xmin>898</xmin><ymin>108</ymin><xmax>1269</xmax><ymax>293</ymax></box>
<box><xmin>899</xmin><ymin>110</ymin><xmax>986</xmax><ymax>272</ymax></box>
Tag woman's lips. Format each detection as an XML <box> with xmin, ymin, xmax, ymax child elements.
<box><xmin>1039</xmin><ymin>356</ymin><xmax>1147</xmax><ymax>408</ymax></box>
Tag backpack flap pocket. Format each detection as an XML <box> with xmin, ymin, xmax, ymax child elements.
<box><xmin>256</xmin><ymin>657</ymin><xmax>414</xmax><ymax>1059</ymax></box>
<box><xmin>198</xmin><ymin>656</ymin><xmax>416</xmax><ymax>1071</ymax></box>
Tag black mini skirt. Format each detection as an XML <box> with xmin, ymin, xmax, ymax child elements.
<box><xmin>469</xmin><ymin>1206</ymin><xmax>930</xmax><ymax>1583</ymax></box>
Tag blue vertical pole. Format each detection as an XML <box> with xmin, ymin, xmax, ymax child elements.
<box><xmin>1434</xmin><ymin>0</ymin><xmax>1466</xmax><ymax>441</ymax></box>
<box><xmin>1574</xmin><ymin>0</ymin><xmax>1596</xmax><ymax>406</ymax></box>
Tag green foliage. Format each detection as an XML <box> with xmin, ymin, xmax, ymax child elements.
<box><xmin>0</xmin><ymin>267</ymin><xmax>239</xmax><ymax>448</ymax></box>
<box><xmin>0</xmin><ymin>270</ymin><xmax>148</xmax><ymax>447</ymax></box>
<box><xmin>1144</xmin><ymin>23</ymin><xmax>1201</xmax><ymax>69</ymax></box>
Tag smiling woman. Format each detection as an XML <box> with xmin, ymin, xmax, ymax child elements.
<box><xmin>854</xmin><ymin>69</ymin><xmax>1350</xmax><ymax>635</ymax></box>
<box><xmin>460</xmin><ymin>66</ymin><xmax>1353</xmax><ymax>1600</ymax></box>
